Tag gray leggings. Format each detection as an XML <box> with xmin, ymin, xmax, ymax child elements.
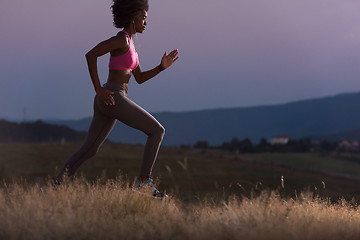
<box><xmin>56</xmin><ymin>81</ymin><xmax>165</xmax><ymax>183</ymax></box>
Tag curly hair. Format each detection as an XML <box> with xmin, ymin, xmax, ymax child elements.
<box><xmin>111</xmin><ymin>0</ymin><xmax>149</xmax><ymax>28</ymax></box>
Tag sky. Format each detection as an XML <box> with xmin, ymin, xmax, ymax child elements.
<box><xmin>1</xmin><ymin>0</ymin><xmax>360</xmax><ymax>120</ymax></box>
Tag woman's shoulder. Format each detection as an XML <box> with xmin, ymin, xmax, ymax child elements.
<box><xmin>106</xmin><ymin>31</ymin><xmax>128</xmax><ymax>48</ymax></box>
<box><xmin>112</xmin><ymin>31</ymin><xmax>129</xmax><ymax>44</ymax></box>
<box><xmin>115</xmin><ymin>31</ymin><xmax>129</xmax><ymax>39</ymax></box>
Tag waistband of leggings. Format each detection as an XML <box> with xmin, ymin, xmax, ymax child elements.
<box><xmin>103</xmin><ymin>81</ymin><xmax>128</xmax><ymax>93</ymax></box>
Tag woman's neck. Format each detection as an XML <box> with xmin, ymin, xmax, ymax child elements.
<box><xmin>123</xmin><ymin>25</ymin><xmax>136</xmax><ymax>39</ymax></box>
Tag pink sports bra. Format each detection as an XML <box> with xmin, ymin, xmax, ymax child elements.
<box><xmin>109</xmin><ymin>30</ymin><xmax>139</xmax><ymax>71</ymax></box>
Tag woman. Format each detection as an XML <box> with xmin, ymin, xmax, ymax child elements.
<box><xmin>55</xmin><ymin>0</ymin><xmax>179</xmax><ymax>199</ymax></box>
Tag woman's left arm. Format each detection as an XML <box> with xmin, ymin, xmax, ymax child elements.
<box><xmin>133</xmin><ymin>49</ymin><xmax>179</xmax><ymax>84</ymax></box>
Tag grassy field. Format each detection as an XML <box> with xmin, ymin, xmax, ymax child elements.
<box><xmin>1</xmin><ymin>142</ymin><xmax>360</xmax><ymax>239</ymax></box>
<box><xmin>1</xmin><ymin>179</ymin><xmax>360</xmax><ymax>240</ymax></box>
<box><xmin>0</xmin><ymin>142</ymin><xmax>360</xmax><ymax>202</ymax></box>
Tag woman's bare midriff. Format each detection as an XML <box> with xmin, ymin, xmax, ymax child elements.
<box><xmin>107</xmin><ymin>69</ymin><xmax>132</xmax><ymax>86</ymax></box>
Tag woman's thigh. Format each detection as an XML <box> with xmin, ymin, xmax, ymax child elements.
<box><xmin>97</xmin><ymin>93</ymin><xmax>163</xmax><ymax>135</ymax></box>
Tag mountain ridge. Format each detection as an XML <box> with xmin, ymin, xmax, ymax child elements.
<box><xmin>41</xmin><ymin>91</ymin><xmax>360</xmax><ymax>146</ymax></box>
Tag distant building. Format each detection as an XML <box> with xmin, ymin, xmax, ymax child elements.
<box><xmin>337</xmin><ymin>138</ymin><xmax>360</xmax><ymax>152</ymax></box>
<box><xmin>268</xmin><ymin>135</ymin><xmax>292</xmax><ymax>145</ymax></box>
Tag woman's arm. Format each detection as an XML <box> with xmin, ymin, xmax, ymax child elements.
<box><xmin>85</xmin><ymin>36</ymin><xmax>127</xmax><ymax>105</ymax></box>
<box><xmin>133</xmin><ymin>49</ymin><xmax>179</xmax><ymax>84</ymax></box>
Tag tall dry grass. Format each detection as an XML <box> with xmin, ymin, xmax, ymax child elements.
<box><xmin>0</xmin><ymin>178</ymin><xmax>359</xmax><ymax>240</ymax></box>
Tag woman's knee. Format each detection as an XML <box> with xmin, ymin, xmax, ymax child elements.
<box><xmin>150</xmin><ymin>124</ymin><xmax>165</xmax><ymax>139</ymax></box>
<box><xmin>159</xmin><ymin>124</ymin><xmax>165</xmax><ymax>138</ymax></box>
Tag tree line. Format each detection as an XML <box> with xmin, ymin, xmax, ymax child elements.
<box><xmin>192</xmin><ymin>137</ymin><xmax>340</xmax><ymax>153</ymax></box>
<box><xmin>0</xmin><ymin>118</ymin><xmax>355</xmax><ymax>153</ymax></box>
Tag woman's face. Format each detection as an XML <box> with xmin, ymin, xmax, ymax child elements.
<box><xmin>134</xmin><ymin>10</ymin><xmax>147</xmax><ymax>33</ymax></box>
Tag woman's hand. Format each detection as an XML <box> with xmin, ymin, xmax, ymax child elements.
<box><xmin>160</xmin><ymin>49</ymin><xmax>179</xmax><ymax>69</ymax></box>
<box><xmin>96</xmin><ymin>87</ymin><xmax>115</xmax><ymax>106</ymax></box>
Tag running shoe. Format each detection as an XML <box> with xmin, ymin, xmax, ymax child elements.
<box><xmin>133</xmin><ymin>178</ymin><xmax>168</xmax><ymax>199</ymax></box>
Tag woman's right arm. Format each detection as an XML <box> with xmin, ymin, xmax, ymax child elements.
<box><xmin>85</xmin><ymin>36</ymin><xmax>126</xmax><ymax>105</ymax></box>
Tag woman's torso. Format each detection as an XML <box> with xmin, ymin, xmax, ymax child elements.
<box><xmin>107</xmin><ymin>69</ymin><xmax>132</xmax><ymax>85</ymax></box>
<box><xmin>107</xmin><ymin>31</ymin><xmax>138</xmax><ymax>85</ymax></box>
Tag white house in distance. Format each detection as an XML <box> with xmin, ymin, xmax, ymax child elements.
<box><xmin>268</xmin><ymin>135</ymin><xmax>292</xmax><ymax>145</ymax></box>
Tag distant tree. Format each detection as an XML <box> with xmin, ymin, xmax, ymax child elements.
<box><xmin>180</xmin><ymin>144</ymin><xmax>191</xmax><ymax>149</ymax></box>
<box><xmin>296</xmin><ymin>138</ymin><xmax>312</xmax><ymax>152</ymax></box>
<box><xmin>193</xmin><ymin>141</ymin><xmax>209</xmax><ymax>149</ymax></box>
<box><xmin>219</xmin><ymin>137</ymin><xmax>240</xmax><ymax>151</ymax></box>
<box><xmin>238</xmin><ymin>138</ymin><xmax>254</xmax><ymax>153</ymax></box>
<box><xmin>218</xmin><ymin>137</ymin><xmax>255</xmax><ymax>153</ymax></box>
<box><xmin>257</xmin><ymin>137</ymin><xmax>270</xmax><ymax>152</ymax></box>
<box><xmin>319</xmin><ymin>140</ymin><xmax>337</xmax><ymax>152</ymax></box>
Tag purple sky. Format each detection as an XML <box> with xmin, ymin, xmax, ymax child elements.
<box><xmin>1</xmin><ymin>0</ymin><xmax>360</xmax><ymax>120</ymax></box>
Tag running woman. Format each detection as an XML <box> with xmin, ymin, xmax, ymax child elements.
<box><xmin>55</xmin><ymin>0</ymin><xmax>179</xmax><ymax>199</ymax></box>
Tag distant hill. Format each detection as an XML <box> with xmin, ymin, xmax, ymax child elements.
<box><xmin>0</xmin><ymin>119</ymin><xmax>87</xmax><ymax>142</ymax></box>
<box><xmin>45</xmin><ymin>92</ymin><xmax>360</xmax><ymax>146</ymax></box>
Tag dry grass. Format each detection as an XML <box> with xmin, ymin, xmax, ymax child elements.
<box><xmin>1</xmin><ymin>178</ymin><xmax>359</xmax><ymax>240</ymax></box>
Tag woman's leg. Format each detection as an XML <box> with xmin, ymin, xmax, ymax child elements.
<box><xmin>56</xmin><ymin>96</ymin><xmax>116</xmax><ymax>183</ymax></box>
<box><xmin>97</xmin><ymin>93</ymin><xmax>165</xmax><ymax>179</ymax></box>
